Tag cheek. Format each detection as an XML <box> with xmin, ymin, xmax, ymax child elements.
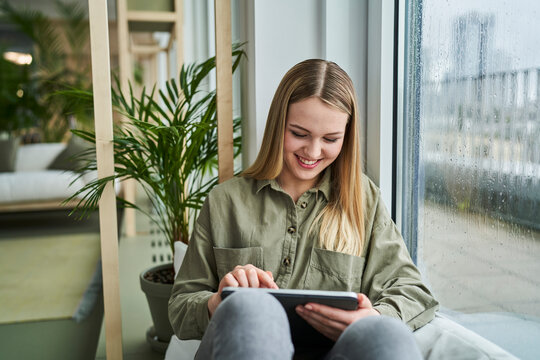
<box><xmin>283</xmin><ymin>135</ymin><xmax>300</xmax><ymax>155</ymax></box>
<box><xmin>326</xmin><ymin>142</ymin><xmax>344</xmax><ymax>160</ymax></box>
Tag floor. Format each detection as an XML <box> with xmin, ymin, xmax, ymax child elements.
<box><xmin>94</xmin><ymin>204</ymin><xmax>173</xmax><ymax>360</ymax></box>
<box><xmin>0</xmin><ymin>207</ymin><xmax>169</xmax><ymax>360</ymax></box>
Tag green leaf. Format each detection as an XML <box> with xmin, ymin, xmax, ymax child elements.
<box><xmin>66</xmin><ymin>45</ymin><xmax>246</xmax><ymax>253</ymax></box>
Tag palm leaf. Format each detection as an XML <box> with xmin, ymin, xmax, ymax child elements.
<box><xmin>67</xmin><ymin>47</ymin><xmax>246</xmax><ymax>254</ymax></box>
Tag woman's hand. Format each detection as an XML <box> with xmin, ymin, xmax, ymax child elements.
<box><xmin>207</xmin><ymin>264</ymin><xmax>279</xmax><ymax>316</ymax></box>
<box><xmin>295</xmin><ymin>293</ymin><xmax>380</xmax><ymax>341</ymax></box>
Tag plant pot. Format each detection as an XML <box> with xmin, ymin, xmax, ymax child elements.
<box><xmin>140</xmin><ymin>263</ymin><xmax>175</xmax><ymax>351</ymax></box>
<box><xmin>0</xmin><ymin>137</ymin><xmax>20</xmax><ymax>172</ymax></box>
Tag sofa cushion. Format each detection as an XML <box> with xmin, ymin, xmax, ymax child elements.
<box><xmin>414</xmin><ymin>313</ymin><xmax>518</xmax><ymax>359</ymax></box>
<box><xmin>15</xmin><ymin>143</ymin><xmax>66</xmax><ymax>172</ymax></box>
<box><xmin>48</xmin><ymin>136</ymin><xmax>92</xmax><ymax>171</ymax></box>
<box><xmin>0</xmin><ymin>138</ymin><xmax>20</xmax><ymax>172</ymax></box>
<box><xmin>0</xmin><ymin>170</ymin><xmax>87</xmax><ymax>204</ymax></box>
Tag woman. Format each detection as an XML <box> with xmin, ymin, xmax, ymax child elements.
<box><xmin>169</xmin><ymin>59</ymin><xmax>438</xmax><ymax>359</ymax></box>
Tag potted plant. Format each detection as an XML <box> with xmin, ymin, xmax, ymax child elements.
<box><xmin>66</xmin><ymin>47</ymin><xmax>244</xmax><ymax>350</ymax></box>
<box><xmin>0</xmin><ymin>49</ymin><xmax>40</xmax><ymax>138</ymax></box>
<box><xmin>0</xmin><ymin>47</ymin><xmax>39</xmax><ymax>170</ymax></box>
<box><xmin>0</xmin><ymin>0</ymin><xmax>93</xmax><ymax>143</ymax></box>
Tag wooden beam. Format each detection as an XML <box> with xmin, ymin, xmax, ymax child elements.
<box><xmin>87</xmin><ymin>1</ymin><xmax>123</xmax><ymax>359</ymax></box>
<box><xmin>214</xmin><ymin>0</ymin><xmax>234</xmax><ymax>183</ymax></box>
<box><xmin>117</xmin><ymin>0</ymin><xmax>137</xmax><ymax>238</ymax></box>
<box><xmin>117</xmin><ymin>0</ymin><xmax>131</xmax><ymax>92</ymax></box>
<box><xmin>127</xmin><ymin>10</ymin><xmax>177</xmax><ymax>22</ymax></box>
<box><xmin>166</xmin><ymin>25</ymin><xmax>175</xmax><ymax>53</ymax></box>
<box><xmin>174</xmin><ymin>0</ymin><xmax>184</xmax><ymax>76</ymax></box>
<box><xmin>131</xmin><ymin>44</ymin><xmax>167</xmax><ymax>55</ymax></box>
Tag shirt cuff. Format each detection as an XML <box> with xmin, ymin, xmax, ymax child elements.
<box><xmin>196</xmin><ymin>292</ymin><xmax>214</xmax><ymax>335</ymax></box>
<box><xmin>372</xmin><ymin>303</ymin><xmax>401</xmax><ymax>320</ymax></box>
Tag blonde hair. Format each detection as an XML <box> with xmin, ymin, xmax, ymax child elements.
<box><xmin>242</xmin><ymin>59</ymin><xmax>365</xmax><ymax>256</ymax></box>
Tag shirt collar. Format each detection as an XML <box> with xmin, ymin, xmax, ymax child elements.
<box><xmin>255</xmin><ymin>168</ymin><xmax>331</xmax><ymax>201</ymax></box>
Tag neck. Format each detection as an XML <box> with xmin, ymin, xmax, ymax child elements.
<box><xmin>276</xmin><ymin>175</ymin><xmax>319</xmax><ymax>203</ymax></box>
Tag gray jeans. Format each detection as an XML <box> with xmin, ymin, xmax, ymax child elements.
<box><xmin>195</xmin><ymin>291</ymin><xmax>422</xmax><ymax>360</ymax></box>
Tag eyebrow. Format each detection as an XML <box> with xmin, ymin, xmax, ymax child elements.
<box><xmin>289</xmin><ymin>123</ymin><xmax>345</xmax><ymax>136</ymax></box>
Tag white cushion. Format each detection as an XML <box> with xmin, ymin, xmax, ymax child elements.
<box><xmin>0</xmin><ymin>170</ymin><xmax>86</xmax><ymax>203</ymax></box>
<box><xmin>165</xmin><ymin>337</ymin><xmax>200</xmax><ymax>360</ymax></box>
<box><xmin>414</xmin><ymin>313</ymin><xmax>518</xmax><ymax>360</ymax></box>
<box><xmin>15</xmin><ymin>143</ymin><xmax>66</xmax><ymax>172</ymax></box>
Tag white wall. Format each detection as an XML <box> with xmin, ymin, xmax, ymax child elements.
<box><xmin>182</xmin><ymin>0</ymin><xmax>395</xmax><ymax>210</ymax></box>
<box><xmin>237</xmin><ymin>0</ymin><xmax>369</xmax><ymax>169</ymax></box>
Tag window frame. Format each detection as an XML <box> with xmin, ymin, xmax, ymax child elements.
<box><xmin>366</xmin><ymin>0</ymin><xmax>421</xmax><ymax>261</ymax></box>
<box><xmin>394</xmin><ymin>0</ymin><xmax>422</xmax><ymax>264</ymax></box>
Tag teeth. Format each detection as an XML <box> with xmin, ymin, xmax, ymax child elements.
<box><xmin>298</xmin><ymin>156</ymin><xmax>317</xmax><ymax>165</ymax></box>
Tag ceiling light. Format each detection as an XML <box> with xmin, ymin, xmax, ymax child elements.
<box><xmin>3</xmin><ymin>51</ymin><xmax>33</xmax><ymax>65</ymax></box>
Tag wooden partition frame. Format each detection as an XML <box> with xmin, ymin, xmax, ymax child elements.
<box><xmin>88</xmin><ymin>0</ymin><xmax>123</xmax><ymax>358</ymax></box>
<box><xmin>89</xmin><ymin>0</ymin><xmax>234</xmax><ymax>357</ymax></box>
<box><xmin>116</xmin><ymin>0</ymin><xmax>185</xmax><ymax>237</ymax></box>
<box><xmin>215</xmin><ymin>0</ymin><xmax>234</xmax><ymax>183</ymax></box>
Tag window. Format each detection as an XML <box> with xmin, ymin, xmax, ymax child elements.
<box><xmin>401</xmin><ymin>1</ymin><xmax>540</xmax><ymax>358</ymax></box>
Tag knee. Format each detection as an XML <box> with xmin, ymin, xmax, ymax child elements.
<box><xmin>344</xmin><ymin>316</ymin><xmax>412</xmax><ymax>341</ymax></box>
<box><xmin>214</xmin><ymin>290</ymin><xmax>287</xmax><ymax>324</ymax></box>
<box><xmin>331</xmin><ymin>317</ymin><xmax>421</xmax><ymax>360</ymax></box>
<box><xmin>207</xmin><ymin>290</ymin><xmax>294</xmax><ymax>359</ymax></box>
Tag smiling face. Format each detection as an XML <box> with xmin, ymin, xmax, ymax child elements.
<box><xmin>277</xmin><ymin>96</ymin><xmax>349</xmax><ymax>198</ymax></box>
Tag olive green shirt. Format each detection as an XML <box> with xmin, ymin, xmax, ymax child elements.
<box><xmin>169</xmin><ymin>171</ymin><xmax>438</xmax><ymax>340</ymax></box>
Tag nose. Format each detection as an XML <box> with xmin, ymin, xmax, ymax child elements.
<box><xmin>304</xmin><ymin>140</ymin><xmax>322</xmax><ymax>159</ymax></box>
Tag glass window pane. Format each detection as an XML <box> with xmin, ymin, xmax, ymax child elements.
<box><xmin>403</xmin><ymin>1</ymin><xmax>540</xmax><ymax>358</ymax></box>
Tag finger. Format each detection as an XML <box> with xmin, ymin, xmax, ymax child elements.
<box><xmin>266</xmin><ymin>270</ymin><xmax>274</xmax><ymax>280</ymax></box>
<box><xmin>219</xmin><ymin>273</ymin><xmax>239</xmax><ymax>292</ymax></box>
<box><xmin>303</xmin><ymin>303</ymin><xmax>351</xmax><ymax>325</ymax></box>
<box><xmin>233</xmin><ymin>268</ymin><xmax>249</xmax><ymax>287</ymax></box>
<box><xmin>246</xmin><ymin>268</ymin><xmax>260</xmax><ymax>288</ymax></box>
<box><xmin>300</xmin><ymin>305</ymin><xmax>349</xmax><ymax>331</ymax></box>
<box><xmin>357</xmin><ymin>293</ymin><xmax>373</xmax><ymax>309</ymax></box>
<box><xmin>296</xmin><ymin>306</ymin><xmax>344</xmax><ymax>341</ymax></box>
<box><xmin>256</xmin><ymin>269</ymin><xmax>278</xmax><ymax>289</ymax></box>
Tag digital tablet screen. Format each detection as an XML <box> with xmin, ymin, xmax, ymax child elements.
<box><xmin>221</xmin><ymin>287</ymin><xmax>358</xmax><ymax>347</ymax></box>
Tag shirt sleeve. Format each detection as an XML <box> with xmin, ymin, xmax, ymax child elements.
<box><xmin>168</xmin><ymin>196</ymin><xmax>218</xmax><ymax>340</ymax></box>
<box><xmin>360</xmin><ymin>190</ymin><xmax>439</xmax><ymax>331</ymax></box>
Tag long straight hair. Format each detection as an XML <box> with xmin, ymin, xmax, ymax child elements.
<box><xmin>243</xmin><ymin>59</ymin><xmax>365</xmax><ymax>256</ymax></box>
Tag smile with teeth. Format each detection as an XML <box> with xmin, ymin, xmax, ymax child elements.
<box><xmin>296</xmin><ymin>155</ymin><xmax>321</xmax><ymax>168</ymax></box>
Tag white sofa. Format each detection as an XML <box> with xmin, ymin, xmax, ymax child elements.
<box><xmin>0</xmin><ymin>142</ymin><xmax>95</xmax><ymax>211</ymax></box>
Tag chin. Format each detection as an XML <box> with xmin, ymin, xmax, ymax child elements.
<box><xmin>295</xmin><ymin>169</ymin><xmax>322</xmax><ymax>181</ymax></box>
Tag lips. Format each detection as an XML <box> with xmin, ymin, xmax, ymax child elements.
<box><xmin>296</xmin><ymin>155</ymin><xmax>321</xmax><ymax>169</ymax></box>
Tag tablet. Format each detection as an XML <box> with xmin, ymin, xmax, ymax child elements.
<box><xmin>221</xmin><ymin>287</ymin><xmax>358</xmax><ymax>347</ymax></box>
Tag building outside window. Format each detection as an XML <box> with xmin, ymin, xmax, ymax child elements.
<box><xmin>401</xmin><ymin>1</ymin><xmax>540</xmax><ymax>358</ymax></box>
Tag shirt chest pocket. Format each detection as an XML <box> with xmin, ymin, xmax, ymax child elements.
<box><xmin>213</xmin><ymin>246</ymin><xmax>264</xmax><ymax>280</ymax></box>
<box><xmin>304</xmin><ymin>247</ymin><xmax>365</xmax><ymax>292</ymax></box>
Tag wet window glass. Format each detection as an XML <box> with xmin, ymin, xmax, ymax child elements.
<box><xmin>402</xmin><ymin>1</ymin><xmax>540</xmax><ymax>358</ymax></box>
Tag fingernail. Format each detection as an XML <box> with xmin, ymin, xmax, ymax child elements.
<box><xmin>305</xmin><ymin>304</ymin><xmax>313</xmax><ymax>311</ymax></box>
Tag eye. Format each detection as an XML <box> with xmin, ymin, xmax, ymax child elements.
<box><xmin>291</xmin><ymin>130</ymin><xmax>307</xmax><ymax>138</ymax></box>
<box><xmin>324</xmin><ymin>137</ymin><xmax>338</xmax><ymax>143</ymax></box>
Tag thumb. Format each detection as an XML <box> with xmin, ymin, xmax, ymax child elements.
<box><xmin>357</xmin><ymin>293</ymin><xmax>373</xmax><ymax>309</ymax></box>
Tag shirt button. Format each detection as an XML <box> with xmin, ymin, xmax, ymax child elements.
<box><xmin>283</xmin><ymin>257</ymin><xmax>291</xmax><ymax>266</ymax></box>
<box><xmin>287</xmin><ymin>226</ymin><xmax>296</xmax><ymax>234</ymax></box>
<box><xmin>300</xmin><ymin>202</ymin><xmax>307</xmax><ymax>209</ymax></box>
